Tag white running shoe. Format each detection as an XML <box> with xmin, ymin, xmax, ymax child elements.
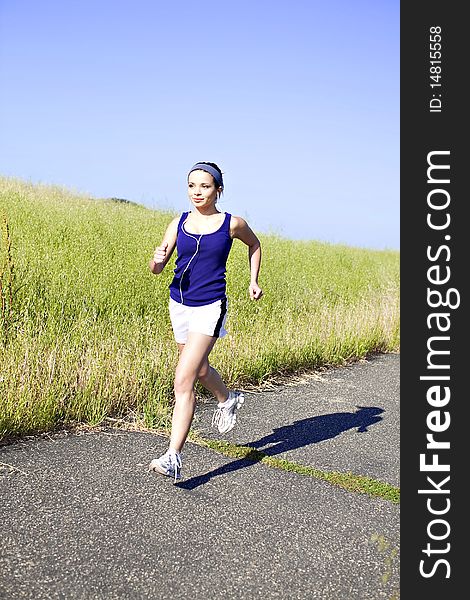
<box><xmin>149</xmin><ymin>449</ymin><xmax>182</xmax><ymax>483</ymax></box>
<box><xmin>211</xmin><ymin>390</ymin><xmax>245</xmax><ymax>434</ymax></box>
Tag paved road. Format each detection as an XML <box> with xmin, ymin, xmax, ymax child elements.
<box><xmin>1</xmin><ymin>353</ymin><xmax>400</xmax><ymax>600</ymax></box>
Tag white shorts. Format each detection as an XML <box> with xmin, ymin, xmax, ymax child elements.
<box><xmin>169</xmin><ymin>297</ymin><xmax>228</xmax><ymax>344</ymax></box>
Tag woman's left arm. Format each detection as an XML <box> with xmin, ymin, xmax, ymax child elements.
<box><xmin>231</xmin><ymin>216</ymin><xmax>263</xmax><ymax>300</ymax></box>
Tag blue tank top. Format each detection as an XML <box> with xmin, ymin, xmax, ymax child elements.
<box><xmin>169</xmin><ymin>211</ymin><xmax>233</xmax><ymax>306</ymax></box>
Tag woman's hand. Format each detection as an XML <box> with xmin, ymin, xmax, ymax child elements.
<box><xmin>153</xmin><ymin>241</ymin><xmax>168</xmax><ymax>265</ymax></box>
<box><xmin>149</xmin><ymin>217</ymin><xmax>179</xmax><ymax>275</ymax></box>
<box><xmin>249</xmin><ymin>282</ymin><xmax>263</xmax><ymax>300</ymax></box>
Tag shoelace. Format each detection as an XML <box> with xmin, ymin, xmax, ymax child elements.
<box><xmin>168</xmin><ymin>452</ymin><xmax>182</xmax><ymax>483</ymax></box>
<box><xmin>211</xmin><ymin>405</ymin><xmax>230</xmax><ymax>430</ymax></box>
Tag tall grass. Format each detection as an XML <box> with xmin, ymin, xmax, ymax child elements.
<box><xmin>0</xmin><ymin>176</ymin><xmax>399</xmax><ymax>438</ymax></box>
<box><xmin>1</xmin><ymin>211</ymin><xmax>14</xmax><ymax>337</ymax></box>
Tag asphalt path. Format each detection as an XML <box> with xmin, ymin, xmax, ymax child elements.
<box><xmin>1</xmin><ymin>353</ymin><xmax>400</xmax><ymax>600</ymax></box>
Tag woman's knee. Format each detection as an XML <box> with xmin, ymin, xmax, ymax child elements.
<box><xmin>197</xmin><ymin>361</ymin><xmax>211</xmax><ymax>382</ymax></box>
<box><xmin>174</xmin><ymin>368</ymin><xmax>197</xmax><ymax>395</ymax></box>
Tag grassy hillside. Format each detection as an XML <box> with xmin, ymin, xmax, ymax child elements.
<box><xmin>0</xmin><ymin>177</ymin><xmax>399</xmax><ymax>438</ymax></box>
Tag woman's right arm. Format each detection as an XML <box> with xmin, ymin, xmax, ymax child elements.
<box><xmin>149</xmin><ymin>216</ymin><xmax>179</xmax><ymax>275</ymax></box>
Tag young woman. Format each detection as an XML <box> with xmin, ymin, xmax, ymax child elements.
<box><xmin>148</xmin><ymin>162</ymin><xmax>263</xmax><ymax>481</ymax></box>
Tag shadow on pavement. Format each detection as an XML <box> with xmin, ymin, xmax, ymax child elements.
<box><xmin>178</xmin><ymin>406</ymin><xmax>384</xmax><ymax>490</ymax></box>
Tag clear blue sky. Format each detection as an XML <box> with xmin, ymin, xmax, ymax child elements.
<box><xmin>0</xmin><ymin>0</ymin><xmax>399</xmax><ymax>250</ymax></box>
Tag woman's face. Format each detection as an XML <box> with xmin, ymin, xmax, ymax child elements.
<box><xmin>188</xmin><ymin>170</ymin><xmax>221</xmax><ymax>210</ymax></box>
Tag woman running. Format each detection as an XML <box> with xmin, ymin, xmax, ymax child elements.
<box><xmin>148</xmin><ymin>162</ymin><xmax>263</xmax><ymax>481</ymax></box>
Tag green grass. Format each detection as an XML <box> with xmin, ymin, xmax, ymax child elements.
<box><xmin>194</xmin><ymin>437</ymin><xmax>400</xmax><ymax>504</ymax></box>
<box><xmin>0</xmin><ymin>176</ymin><xmax>399</xmax><ymax>438</ymax></box>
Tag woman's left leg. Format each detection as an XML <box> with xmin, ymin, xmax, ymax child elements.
<box><xmin>197</xmin><ymin>361</ymin><xmax>229</xmax><ymax>403</ymax></box>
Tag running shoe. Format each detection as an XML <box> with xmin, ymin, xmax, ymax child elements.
<box><xmin>149</xmin><ymin>448</ymin><xmax>182</xmax><ymax>483</ymax></box>
<box><xmin>211</xmin><ymin>390</ymin><xmax>245</xmax><ymax>434</ymax></box>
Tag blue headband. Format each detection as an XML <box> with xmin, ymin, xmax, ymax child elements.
<box><xmin>188</xmin><ymin>163</ymin><xmax>224</xmax><ymax>188</ymax></box>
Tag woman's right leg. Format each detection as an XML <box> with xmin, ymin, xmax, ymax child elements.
<box><xmin>169</xmin><ymin>332</ymin><xmax>219</xmax><ymax>453</ymax></box>
<box><xmin>177</xmin><ymin>342</ymin><xmax>229</xmax><ymax>404</ymax></box>
<box><xmin>151</xmin><ymin>334</ymin><xmax>242</xmax><ymax>476</ymax></box>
